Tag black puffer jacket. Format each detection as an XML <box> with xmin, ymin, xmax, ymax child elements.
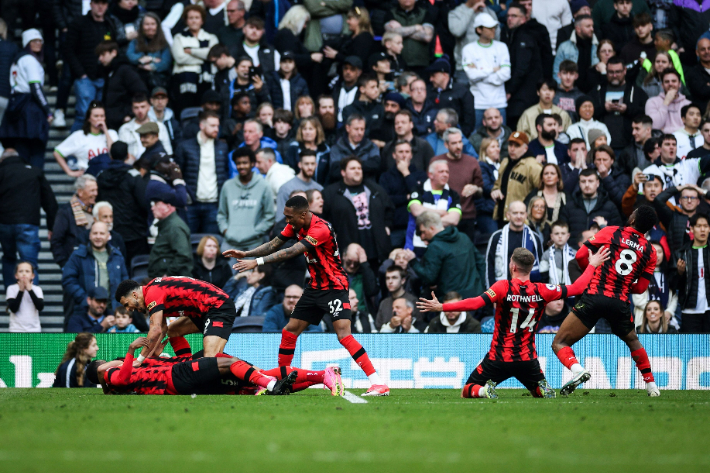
<box><xmin>677</xmin><ymin>244</ymin><xmax>710</xmax><ymax>310</ymax></box>
<box><xmin>265</xmin><ymin>71</ymin><xmax>310</xmax><ymax>111</ymax></box>
<box><xmin>64</xmin><ymin>13</ymin><xmax>121</xmax><ymax>80</ymax></box>
<box><xmin>96</xmin><ymin>161</ymin><xmax>148</xmax><ymax>243</ymax></box>
<box><xmin>559</xmin><ymin>187</ymin><xmax>624</xmax><ymax>242</ymax></box>
<box><xmin>102</xmin><ymin>55</ymin><xmax>148</xmax><ymax>130</ymax></box>
<box><xmin>53</xmin><ymin>0</ymin><xmax>84</xmax><ymax>31</ymax></box>
<box><xmin>0</xmin><ymin>39</ymin><xmax>18</xmax><ymax>98</ymax></box>
<box><xmin>173</xmin><ymin>136</ymin><xmax>230</xmax><ymax>201</ymax></box>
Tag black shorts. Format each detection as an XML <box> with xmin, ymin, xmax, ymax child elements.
<box><xmin>571</xmin><ymin>293</ymin><xmax>635</xmax><ymax>337</ymax></box>
<box><xmin>466</xmin><ymin>357</ymin><xmax>545</xmax><ymax>392</ymax></box>
<box><xmin>290</xmin><ymin>288</ymin><xmax>351</xmax><ymax>326</ymax></box>
<box><xmin>191</xmin><ymin>299</ymin><xmax>236</xmax><ymax>340</ymax></box>
<box><xmin>171</xmin><ymin>357</ymin><xmax>223</xmax><ymax>395</ymax></box>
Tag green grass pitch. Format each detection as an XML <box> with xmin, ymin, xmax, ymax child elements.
<box><xmin>1</xmin><ymin>389</ymin><xmax>709</xmax><ymax>473</ymax></box>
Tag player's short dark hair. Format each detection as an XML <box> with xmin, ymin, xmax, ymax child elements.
<box><xmin>86</xmin><ymin>360</ymin><xmax>104</xmax><ymax>385</ymax></box>
<box><xmin>632</xmin><ymin>115</ymin><xmax>653</xmax><ymax>126</ymax></box>
<box><xmin>633</xmin><ymin>205</ymin><xmax>659</xmax><ymax>234</ymax></box>
<box><xmin>232</xmin><ymin>146</ymin><xmax>256</xmax><ymax>164</ymax></box>
<box><xmin>559</xmin><ymin>60</ymin><xmax>578</xmax><ymax>74</ymax></box>
<box><xmin>535</xmin><ymin>113</ymin><xmax>555</xmax><ymax>130</ymax></box>
<box><xmin>386</xmin><ymin>265</ymin><xmax>407</xmax><ymax>279</ymax></box>
<box><xmin>284</xmin><ymin>195</ymin><xmax>309</xmax><ymax>212</ymax></box>
<box><xmin>551</xmin><ymin>220</ymin><xmax>569</xmax><ymax>231</ymax></box>
<box><xmin>115</xmin><ymin>279</ymin><xmax>140</xmax><ymax>303</ymax></box>
<box><xmin>690</xmin><ymin>213</ymin><xmax>709</xmax><ymax>227</ymax></box>
<box><xmin>443</xmin><ymin>291</ymin><xmax>462</xmax><ymax>303</ymax></box>
<box><xmin>537</xmin><ymin>79</ymin><xmax>557</xmax><ymax>92</ymax></box>
<box><xmin>633</xmin><ymin>12</ymin><xmax>652</xmax><ymax>27</ymax></box>
<box><xmin>340</xmin><ymin>155</ymin><xmax>362</xmax><ymax>172</ymax></box>
<box><xmin>681</xmin><ymin>103</ymin><xmax>702</xmax><ymax>119</ymax></box>
<box><xmin>511</xmin><ymin>248</ymin><xmax>535</xmax><ymax>274</ymax></box>
<box><xmin>579</xmin><ymin>168</ymin><xmax>599</xmax><ymax>180</ymax></box>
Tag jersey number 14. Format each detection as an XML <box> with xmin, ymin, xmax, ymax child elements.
<box><xmin>509</xmin><ymin>308</ymin><xmax>536</xmax><ymax>333</ymax></box>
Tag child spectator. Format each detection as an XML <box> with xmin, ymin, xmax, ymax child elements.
<box><xmin>653</xmin><ymin>29</ymin><xmax>684</xmax><ymax>84</ymax></box>
<box><xmin>107</xmin><ymin>306</ymin><xmax>140</xmax><ymax>333</ymax></box>
<box><xmin>537</xmin><ymin>299</ymin><xmax>568</xmax><ymax>333</ymax></box>
<box><xmin>273</xmin><ymin>109</ymin><xmax>295</xmax><ymax>156</ymax></box>
<box><xmin>539</xmin><ymin>221</ymin><xmax>575</xmax><ymax>286</ymax></box>
<box><xmin>5</xmin><ymin>261</ymin><xmax>43</xmax><ymax>332</ymax></box>
<box><xmin>554</xmin><ymin>60</ymin><xmax>584</xmax><ymax>122</ymax></box>
<box><xmin>52</xmin><ymin>333</ymin><xmax>99</xmax><ymax>388</ymax></box>
<box><xmin>382</xmin><ymin>32</ymin><xmax>407</xmax><ymax>78</ymax></box>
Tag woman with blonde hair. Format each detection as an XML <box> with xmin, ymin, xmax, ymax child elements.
<box><xmin>527</xmin><ymin>196</ymin><xmax>551</xmax><ymax>247</ymax></box>
<box><xmin>192</xmin><ymin>235</ymin><xmax>232</xmax><ymax>289</ymax></box>
<box><xmin>294</xmin><ymin>95</ymin><xmax>315</xmax><ymax>120</ymax></box>
<box><xmin>284</xmin><ymin>116</ymin><xmax>331</xmax><ymax>184</ymax></box>
<box><xmin>274</xmin><ymin>5</ymin><xmax>324</xmax><ymax>72</ymax></box>
<box><xmin>476</xmin><ymin>138</ymin><xmax>501</xmax><ymax>234</ymax></box>
<box><xmin>53</xmin><ymin>333</ymin><xmax>99</xmax><ymax>388</ymax></box>
<box><xmin>637</xmin><ymin>300</ymin><xmax>677</xmax><ymax>334</ymax></box>
<box><xmin>322</xmin><ymin>7</ymin><xmax>375</xmax><ymax>73</ymax></box>
<box><xmin>526</xmin><ymin>163</ymin><xmax>566</xmax><ymax>224</ymax></box>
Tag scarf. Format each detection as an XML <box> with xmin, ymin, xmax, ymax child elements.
<box><xmin>548</xmin><ymin>244</ymin><xmax>576</xmax><ymax>286</ymax></box>
<box><xmin>234</xmin><ymin>286</ymin><xmax>256</xmax><ymax>317</ymax></box>
<box><xmin>495</xmin><ymin>223</ymin><xmax>540</xmax><ymax>281</ymax></box>
<box><xmin>647</xmin><ymin>270</ymin><xmax>669</xmax><ymax>309</ymax></box>
<box><xmin>70</xmin><ymin>194</ymin><xmax>92</xmax><ymax>228</ymax></box>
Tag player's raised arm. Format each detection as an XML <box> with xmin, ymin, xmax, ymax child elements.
<box><xmin>114</xmin><ymin>337</ymin><xmax>150</xmax><ymax>386</ymax></box>
<box><xmin>139</xmin><ymin>310</ymin><xmax>167</xmax><ymax>364</ymax></box>
<box><xmin>565</xmin><ymin>247</ymin><xmax>611</xmax><ymax>297</ymax></box>
<box><xmin>417</xmin><ymin>285</ymin><xmax>497</xmax><ymax>313</ymax></box>
<box><xmin>232</xmin><ymin>241</ymin><xmax>309</xmax><ymax>272</ymax></box>
<box><xmin>575</xmin><ymin>243</ymin><xmax>591</xmax><ymax>271</ymax></box>
<box><xmin>222</xmin><ymin>236</ymin><xmax>286</xmax><ymax>260</ymax></box>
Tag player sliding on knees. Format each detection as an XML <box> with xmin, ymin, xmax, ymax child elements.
<box><xmin>551</xmin><ymin>206</ymin><xmax>662</xmax><ymax>397</ymax></box>
<box><xmin>223</xmin><ymin>195</ymin><xmax>389</xmax><ymax>397</ymax></box>
<box><xmin>115</xmin><ymin>277</ymin><xmax>237</xmax><ymax>364</ymax></box>
<box><xmin>87</xmin><ymin>337</ymin><xmax>345</xmax><ymax>396</ymax></box>
<box><xmin>418</xmin><ymin>246</ymin><xmax>610</xmax><ymax>399</ymax></box>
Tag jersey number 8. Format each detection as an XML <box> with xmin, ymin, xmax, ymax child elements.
<box><xmin>614</xmin><ymin>249</ymin><xmax>637</xmax><ymax>276</ymax></box>
<box><xmin>509</xmin><ymin>307</ymin><xmax>536</xmax><ymax>333</ymax></box>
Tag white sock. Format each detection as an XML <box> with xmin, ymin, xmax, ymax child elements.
<box><xmin>266</xmin><ymin>379</ymin><xmax>276</xmax><ymax>392</ymax></box>
<box><xmin>570</xmin><ymin>363</ymin><xmax>585</xmax><ymax>375</ymax></box>
<box><xmin>368</xmin><ymin>372</ymin><xmax>383</xmax><ymax>386</ymax></box>
<box><xmin>647</xmin><ymin>381</ymin><xmax>658</xmax><ymax>390</ymax></box>
<box><xmin>477</xmin><ymin>386</ymin><xmax>488</xmax><ymax>397</ymax></box>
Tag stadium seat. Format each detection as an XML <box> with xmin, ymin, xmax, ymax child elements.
<box><xmin>231</xmin><ymin>316</ymin><xmax>265</xmax><ymax>333</ymax></box>
<box><xmin>190</xmin><ymin>233</ymin><xmax>224</xmax><ymax>254</ymax></box>
<box><xmin>131</xmin><ymin>255</ymin><xmax>150</xmax><ymax>281</ymax></box>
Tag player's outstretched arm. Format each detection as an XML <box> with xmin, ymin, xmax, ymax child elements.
<box><xmin>232</xmin><ymin>241</ymin><xmax>309</xmax><ymax>272</ymax></box>
<box><xmin>417</xmin><ymin>292</ymin><xmax>443</xmax><ymax>312</ymax></box>
<box><xmin>565</xmin><ymin>248</ymin><xmax>610</xmax><ymax>297</ymax></box>
<box><xmin>223</xmin><ymin>237</ymin><xmax>286</xmax><ymax>260</ymax></box>
<box><xmin>417</xmin><ymin>291</ymin><xmax>488</xmax><ymax>313</ymax></box>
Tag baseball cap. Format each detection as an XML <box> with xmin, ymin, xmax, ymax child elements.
<box><xmin>569</xmin><ymin>0</ymin><xmax>590</xmax><ymax>15</ymax></box>
<box><xmin>151</xmin><ymin>87</ymin><xmax>168</xmax><ymax>98</ymax></box>
<box><xmin>280</xmin><ymin>51</ymin><xmax>295</xmax><ymax>61</ymax></box>
<box><xmin>89</xmin><ymin>286</ymin><xmax>109</xmax><ymax>301</ymax></box>
<box><xmin>152</xmin><ymin>192</ymin><xmax>179</xmax><ymax>207</ymax></box>
<box><xmin>343</xmin><ymin>56</ymin><xmax>363</xmax><ymax>70</ymax></box>
<box><xmin>473</xmin><ymin>13</ymin><xmax>499</xmax><ymax>29</ymax></box>
<box><xmin>368</xmin><ymin>51</ymin><xmax>389</xmax><ymax>69</ymax></box>
<box><xmin>136</xmin><ymin>122</ymin><xmax>159</xmax><ymax>135</ymax></box>
<box><xmin>508</xmin><ymin>131</ymin><xmax>529</xmax><ymax>146</ymax></box>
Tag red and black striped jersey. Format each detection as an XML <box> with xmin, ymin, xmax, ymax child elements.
<box><xmin>278</xmin><ymin>214</ymin><xmax>348</xmax><ymax>291</ymax></box>
<box><xmin>104</xmin><ymin>353</ymin><xmax>177</xmax><ymax>395</ymax></box>
<box><xmin>140</xmin><ymin>337</ymin><xmax>193</xmax><ymax>367</ymax></box>
<box><xmin>582</xmin><ymin>226</ymin><xmax>656</xmax><ymax>303</ymax></box>
<box><xmin>143</xmin><ymin>277</ymin><xmax>229</xmax><ymax>319</ymax></box>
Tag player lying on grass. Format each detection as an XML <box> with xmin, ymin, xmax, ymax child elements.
<box><xmin>223</xmin><ymin>195</ymin><xmax>389</xmax><ymax>397</ymax></box>
<box><xmin>418</xmin><ymin>246</ymin><xmax>610</xmax><ymax>399</ymax></box>
<box><xmin>86</xmin><ymin>337</ymin><xmax>345</xmax><ymax>396</ymax></box>
<box><xmin>551</xmin><ymin>206</ymin><xmax>661</xmax><ymax>397</ymax></box>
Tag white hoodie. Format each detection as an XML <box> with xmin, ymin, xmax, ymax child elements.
<box><xmin>461</xmin><ymin>40</ymin><xmax>511</xmax><ymax>110</ymax></box>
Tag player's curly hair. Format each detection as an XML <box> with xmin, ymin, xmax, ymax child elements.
<box><xmin>115</xmin><ymin>279</ymin><xmax>141</xmax><ymax>303</ymax></box>
<box><xmin>633</xmin><ymin>205</ymin><xmax>658</xmax><ymax>234</ymax></box>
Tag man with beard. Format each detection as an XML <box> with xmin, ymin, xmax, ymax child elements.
<box><xmin>276</xmin><ymin>151</ymin><xmax>322</xmax><ymax>217</ymax></box>
<box><xmin>425</xmin><ymin>109</ymin><xmax>477</xmax><ymax>157</ymax></box>
<box><xmin>381</xmin><ymin>110</ymin><xmax>435</xmax><ymax>173</ymax></box>
<box><xmin>516</xmin><ymin>80</ymin><xmax>572</xmax><ymax>141</ymax></box>
<box><xmin>469</xmin><ymin>108</ymin><xmax>512</xmax><ymax>158</ymax></box>
<box><xmin>528</xmin><ymin>114</ymin><xmax>568</xmax><ymax>166</ymax></box>
<box><xmin>317</xmin><ymin>95</ymin><xmax>339</xmax><ymax>147</ymax></box>
<box><xmin>371</xmin><ymin>92</ymin><xmax>406</xmax><ymax>148</ymax></box>
<box><xmin>553</xmin><ymin>15</ymin><xmax>596</xmax><ymax>93</ymax></box>
<box><xmin>331</xmin><ymin>56</ymin><xmax>362</xmax><ymax>123</ymax></box>
<box><xmin>653</xmin><ymin>184</ymin><xmax>710</xmax><ymax>261</ymax></box>
<box><xmin>591</xmin><ymin>57</ymin><xmax>648</xmax><ymax>152</ymax></box>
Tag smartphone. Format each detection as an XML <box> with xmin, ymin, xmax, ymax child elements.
<box><xmin>249</xmin><ymin>66</ymin><xmax>262</xmax><ymax>80</ymax></box>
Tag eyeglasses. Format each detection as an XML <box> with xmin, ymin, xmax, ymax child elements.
<box><xmin>680</xmin><ymin>196</ymin><xmax>699</xmax><ymax>201</ymax></box>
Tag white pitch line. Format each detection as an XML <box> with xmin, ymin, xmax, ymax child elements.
<box><xmin>342</xmin><ymin>390</ymin><xmax>368</xmax><ymax>404</ymax></box>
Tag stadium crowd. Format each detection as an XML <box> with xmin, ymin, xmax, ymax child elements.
<box><xmin>2</xmin><ymin>0</ymin><xmax>710</xmax><ymax>336</ymax></box>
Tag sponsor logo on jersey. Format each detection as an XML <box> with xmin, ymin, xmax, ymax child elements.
<box><xmin>546</xmin><ymin>284</ymin><xmax>561</xmax><ymax>291</ymax></box>
<box><xmin>485</xmin><ymin>288</ymin><xmax>496</xmax><ymax>298</ymax></box>
<box><xmin>147</xmin><ymin>301</ymin><xmax>156</xmax><ymax>311</ymax></box>
<box><xmin>305</xmin><ymin>235</ymin><xmax>318</xmax><ymax>246</ymax></box>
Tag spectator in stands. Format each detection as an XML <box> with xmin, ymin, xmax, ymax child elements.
<box><xmin>91</xmin><ymin>201</ymin><xmax>126</xmax><ymax>265</ymax></box>
<box><xmin>528</xmin><ymin>114</ymin><xmax>568</xmax><ymax>166</ymax></box>
<box><xmin>51</xmin><ymin>175</ymin><xmax>98</xmax><ymax>268</ymax></box>
<box><xmin>265</xmin><ymin>51</ymin><xmax>309</xmax><ymax>112</ymax></box>
<box><xmin>645</xmin><ymin>68</ymin><xmax>691</xmax><ymax>134</ymax></box>
<box><xmin>147</xmin><ymin>87</ymin><xmax>181</xmax><ymax>149</ymax></box>
<box><xmin>227</xmin><ymin>56</ymin><xmax>271</xmax><ymax>116</ymax></box>
<box><xmin>257</xmin><ymin>102</ymin><xmax>275</xmax><ymax>138</ymax></box>
<box><xmin>329</xmin><ymin>114</ymin><xmax>380</xmax><ymax>181</ymax></box>
<box><xmin>331</xmin><ymin>56</ymin><xmax>362</xmax><ymax>124</ymax></box>
<box><xmin>687</xmin><ymin>38</ymin><xmax>710</xmax><ymax>112</ymax></box>
<box><xmin>425</xmin><ymin>108</ymin><xmax>477</xmax><ymax>158</ymax></box>
<box><xmin>171</xmin><ymin>5</ymin><xmax>219</xmax><ymax>112</ymax></box>
<box><xmin>97</xmin><ymin>41</ymin><xmax>149</xmax><ymax>131</ymax></box>
<box><xmin>677</xmin><ymin>213</ymin><xmax>710</xmax><ymax>333</ymax></box>
<box><xmin>224</xmin><ymin>264</ymin><xmax>276</xmax><ymax>317</ymax></box>
<box><xmin>192</xmin><ymin>235</ymin><xmax>232</xmax><ymax>289</ymax></box>
<box><xmin>404</xmin><ymin>210</ymin><xmax>485</xmax><ymax>299</ymax></box>
<box><xmin>653</xmin><ymin>184</ymin><xmax>708</xmax><ymax>258</ymax></box>
<box><xmin>600</xmin><ymin>0</ymin><xmax>634</xmax><ymax>52</ymax></box>
<box><xmin>619</xmin><ymin>12</ymin><xmax>655</xmax><ymax>66</ymax></box>
<box><xmin>405</xmin><ymin>78</ymin><xmax>438</xmax><ymax>137</ymax></box>
<box><xmin>632</xmin><ymin>241</ymin><xmax>678</xmax><ymax>330</ymax></box>
<box><xmin>378</xmin><ymin>140</ymin><xmax>427</xmax><ymax>248</ymax></box>
<box><xmin>560</xmin><ymin>168</ymin><xmax>623</xmax><ymax>241</ymax></box>
<box><xmin>63</xmin><ymin>0</ymin><xmax>119</xmax><ymax>133</ymax></box>
<box><xmin>688</xmin><ymin>120</ymin><xmax>710</xmax><ymax>160</ymax></box>
<box><xmin>617</xmin><ymin>115</ymin><xmax>653</xmax><ymax>175</ymax></box>
<box><xmin>6</xmin><ymin>261</ymin><xmax>43</xmax><ymax>332</ymax></box>
<box><xmin>554</xmin><ymin>60</ymin><xmax>584</xmax><ymax>121</ymax></box>
<box><xmin>517</xmin><ymin>80</ymin><xmax>572</xmax><ymax>141</ymax></box>
<box><xmin>118</xmin><ymin>94</ymin><xmax>172</xmax><ymax>159</ymax></box>
<box><xmin>180</xmin><ymin>89</ymin><xmax>230</xmax><ymax>142</ymax></box>
<box><xmin>636</xmin><ymin>300</ymin><xmax>677</xmax><ymax>334</ymax></box>
<box><xmin>0</xmin><ymin>149</ymin><xmax>57</xmax><ymax>287</ymax></box>
<box><xmin>294</xmin><ymin>96</ymin><xmax>315</xmax><ymax>121</ymax></box>
<box><xmin>0</xmin><ymin>19</ymin><xmax>18</xmax><ymax>130</ymax></box>
<box><xmin>273</xmin><ymin>109</ymin><xmax>295</xmax><ymax>155</ymax></box>
<box><xmin>491</xmin><ymin>131</ymin><xmax>542</xmax><ymax>222</ymax></box>
<box><xmin>148</xmin><ymin>193</ymin><xmax>192</xmax><ymax>278</ymax></box>
<box><xmin>379</xmin><ymin>298</ymin><xmax>420</xmax><ymax>333</ymax></box>
<box><xmin>637</xmin><ymin>51</ymin><xmax>675</xmax><ymax>99</ymax></box>
<box><xmin>263</xmin><ymin>284</ymin><xmax>322</xmax><ymax>333</ymax></box>
<box><xmin>109</xmin><ymin>0</ymin><xmax>144</xmax><ymax>43</ymax></box>
<box><xmin>173</xmin><ymin>111</ymin><xmax>228</xmax><ymax>234</ymax></box>
<box><xmin>448</xmin><ymin>0</ymin><xmax>499</xmax><ymax>84</ymax></box>
<box><xmin>277</xmin><ymin>150</ymin><xmax>323</xmax><ymax>217</ymax></box>
<box><xmin>323</xmin><ymin>158</ymin><xmax>394</xmax><ymax>265</ymax></box>
<box><xmin>106</xmin><ymin>306</ymin><xmax>140</xmax><ymax>333</ymax></box>
<box><xmin>505</xmin><ymin>3</ymin><xmax>544</xmax><ymax>129</ymax></box>
<box><xmin>342</xmin><ymin>74</ymin><xmax>384</xmax><ymax>137</ymax></box>
<box><xmin>642</xmin><ymin>134</ymin><xmax>710</xmax><ymax>192</ymax></box>
<box><xmin>427</xmin><ymin>57</ymin><xmax>476</xmax><ymax>137</ymax></box>
<box><xmin>218</xmin><ymin>147</ymin><xmax>275</xmax><ymax>251</ymax></box>
<box><xmin>539</xmin><ymin>220</ymin><xmax>575</xmax><ymax>286</ymax></box>
<box><xmin>228</xmin><ymin>119</ymin><xmax>280</xmax><ymax>178</ymax></box>
<box><xmin>469</xmin><ymin>108</ymin><xmax>511</xmax><ymax>158</ymax></box>
<box><xmin>475</xmin><ymin>138</ymin><xmax>501</xmax><ymax>235</ymax></box>
<box><xmin>425</xmin><ymin>291</ymin><xmax>482</xmax><ymax>333</ymax></box>
<box><xmin>322</xmin><ymin>7</ymin><xmax>375</xmax><ymax>80</ymax></box>
<box><xmin>217</xmin><ymin>0</ymin><xmax>246</xmax><ymax>50</ymax></box>
<box><xmin>554</xmin><ymin>14</ymin><xmax>597</xmax><ymax>91</ymax></box>
<box><xmin>53</xmin><ymin>333</ymin><xmax>99</xmax><ymax>387</ymax></box>
<box><xmin>0</xmin><ymin>29</ymin><xmax>52</xmax><ymax>170</ymax></box>
<box><xmin>537</xmin><ymin>298</ymin><xmax>567</xmax><ymax>333</ymax></box>
<box><xmin>375</xmin><ymin>265</ymin><xmax>423</xmax><ymax>331</ymax></box>
<box><xmin>283</xmin><ymin>117</ymin><xmax>330</xmax><ymax>184</ymax></box>
<box><xmin>526</xmin><ymin>196</ymin><xmax>551</xmax><ymax>247</ymax></box>
<box><xmin>134</xmin><ymin>122</ymin><xmax>165</xmax><ymax>166</ymax></box>
<box><xmin>485</xmin><ymin>200</ymin><xmax>543</xmax><ymax>286</ymax></box>
<box><xmin>587</xmin><ymin>37</ymin><xmax>617</xmax><ymax>92</ymax></box>
<box><xmin>65</xmin><ymin>287</ymin><xmax>114</xmax><ymax>333</ymax></box>
<box><xmin>527</xmin><ymin>163</ymin><xmax>566</xmax><ymax>224</ymax></box>
<box><xmin>126</xmin><ymin>13</ymin><xmax>171</xmax><ymax>92</ymax></box>
<box><xmin>383</xmin><ymin>0</ymin><xmax>435</xmax><ymax>74</ymax></box>
<box><xmin>673</xmin><ymin>104</ymin><xmax>703</xmax><ymax>158</ymax></box>
<box><xmin>381</xmin><ymin>110</ymin><xmax>435</xmax><ymax>173</ymax></box>
<box><xmin>621</xmin><ymin>172</ymin><xmax>663</xmax><ymax>218</ymax></box>
<box><xmin>594</xmin><ymin>145</ymin><xmax>630</xmax><ymax>209</ymax></box>
<box><xmin>565</xmin><ymin>96</ymin><xmax>611</xmax><ymax>148</ymax></box>
<box><xmin>232</xmin><ymin>16</ymin><xmax>278</xmax><ymax>74</ymax></box>
<box><xmin>316</xmin><ymin>95</ymin><xmax>339</xmax><ymax>146</ymax></box>
<box><xmin>307</xmin><ymin>188</ymin><xmax>323</xmax><ymax>214</ymax></box>
<box><xmin>63</xmin><ymin>221</ymin><xmax>127</xmax><ymax>319</ymax></box>
<box><xmin>256</xmin><ymin>147</ymin><xmax>294</xmax><ymax>200</ymax></box>
<box><xmin>141</xmin><ymin>153</ymin><xmax>187</xmax><ymax>229</ymax></box>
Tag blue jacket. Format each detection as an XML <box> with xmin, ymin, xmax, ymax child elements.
<box><xmin>527</xmin><ymin>139</ymin><xmax>569</xmax><ymax>167</ymax></box>
<box><xmin>424</xmin><ymin>132</ymin><xmax>478</xmax><ymax>158</ymax></box>
<box><xmin>265</xmin><ymin>71</ymin><xmax>309</xmax><ymax>111</ymax></box>
<box><xmin>0</xmin><ymin>38</ymin><xmax>18</xmax><ymax>98</ymax></box>
<box><xmin>263</xmin><ymin>303</ymin><xmax>323</xmax><ymax>333</ymax></box>
<box><xmin>222</xmin><ymin>278</ymin><xmax>278</xmax><ymax>317</ymax></box>
<box><xmin>126</xmin><ymin>41</ymin><xmax>172</xmax><ymax>74</ymax></box>
<box><xmin>62</xmin><ymin>243</ymin><xmax>128</xmax><ymax>314</ymax></box>
<box><xmin>228</xmin><ymin>137</ymin><xmax>282</xmax><ymax>178</ymax></box>
<box><xmin>554</xmin><ymin>32</ymin><xmax>599</xmax><ymax>82</ymax></box>
<box><xmin>283</xmin><ymin>141</ymin><xmax>331</xmax><ymax>186</ymax></box>
<box><xmin>475</xmin><ymin>160</ymin><xmax>498</xmax><ymax>216</ymax></box>
<box><xmin>174</xmin><ymin>136</ymin><xmax>229</xmax><ymax>200</ymax></box>
<box><xmin>65</xmin><ymin>311</ymin><xmax>107</xmax><ymax>334</ymax></box>
<box><xmin>52</xmin><ymin>357</ymin><xmax>97</xmax><ymax>387</ymax></box>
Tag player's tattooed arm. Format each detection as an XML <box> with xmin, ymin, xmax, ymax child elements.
<box><xmin>262</xmin><ymin>241</ymin><xmax>308</xmax><ymax>264</ymax></box>
<box><xmin>246</xmin><ymin>237</ymin><xmax>286</xmax><ymax>257</ymax></box>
